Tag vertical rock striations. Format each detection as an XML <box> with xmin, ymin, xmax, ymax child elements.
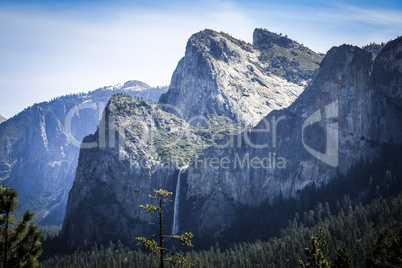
<box><xmin>159</xmin><ymin>29</ymin><xmax>322</xmax><ymax>127</ymax></box>
<box><xmin>180</xmin><ymin>37</ymin><xmax>402</xmax><ymax>237</ymax></box>
<box><xmin>61</xmin><ymin>31</ymin><xmax>401</xmax><ymax>248</ymax></box>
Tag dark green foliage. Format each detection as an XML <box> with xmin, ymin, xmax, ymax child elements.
<box><xmin>332</xmin><ymin>244</ymin><xmax>352</xmax><ymax>268</ymax></box>
<box><xmin>299</xmin><ymin>228</ymin><xmax>331</xmax><ymax>268</ymax></box>
<box><xmin>362</xmin><ymin>228</ymin><xmax>402</xmax><ymax>268</ymax></box>
<box><xmin>300</xmin><ymin>226</ymin><xmax>402</xmax><ymax>268</ymax></box>
<box><xmin>41</xmin><ymin>188</ymin><xmax>402</xmax><ymax>267</ymax></box>
<box><xmin>42</xmin><ymin>241</ymin><xmax>160</xmax><ymax>268</ymax></box>
<box><xmin>38</xmin><ymin>225</ymin><xmax>61</xmax><ymax>241</ymax></box>
<box><xmin>0</xmin><ymin>186</ymin><xmax>42</xmax><ymax>268</ymax></box>
<box><xmin>300</xmin><ymin>231</ymin><xmax>352</xmax><ymax>268</ymax></box>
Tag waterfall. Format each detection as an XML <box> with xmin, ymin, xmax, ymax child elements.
<box><xmin>171</xmin><ymin>169</ymin><xmax>183</xmax><ymax>235</ymax></box>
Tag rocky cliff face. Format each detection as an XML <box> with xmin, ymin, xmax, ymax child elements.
<box><xmin>61</xmin><ymin>31</ymin><xmax>401</xmax><ymax>248</ymax></box>
<box><xmin>0</xmin><ymin>81</ymin><xmax>167</xmax><ymax>224</ymax></box>
<box><xmin>362</xmin><ymin>43</ymin><xmax>384</xmax><ymax>58</ymax></box>
<box><xmin>179</xmin><ymin>37</ymin><xmax>402</xmax><ymax>236</ymax></box>
<box><xmin>61</xmin><ymin>29</ymin><xmax>323</xmax><ymax>247</ymax></box>
<box><xmin>0</xmin><ymin>115</ymin><xmax>6</xmax><ymax>124</ymax></box>
<box><xmin>61</xmin><ymin>94</ymin><xmax>205</xmax><ymax>247</ymax></box>
<box><xmin>159</xmin><ymin>29</ymin><xmax>322</xmax><ymax>127</ymax></box>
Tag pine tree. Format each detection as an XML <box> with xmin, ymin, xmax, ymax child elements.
<box><xmin>136</xmin><ymin>189</ymin><xmax>194</xmax><ymax>268</ymax></box>
<box><xmin>299</xmin><ymin>228</ymin><xmax>331</xmax><ymax>268</ymax></box>
<box><xmin>332</xmin><ymin>243</ymin><xmax>352</xmax><ymax>268</ymax></box>
<box><xmin>0</xmin><ymin>186</ymin><xmax>42</xmax><ymax>268</ymax></box>
<box><xmin>363</xmin><ymin>228</ymin><xmax>402</xmax><ymax>268</ymax></box>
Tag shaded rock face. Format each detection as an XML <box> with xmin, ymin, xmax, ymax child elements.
<box><xmin>159</xmin><ymin>29</ymin><xmax>322</xmax><ymax>127</ymax></box>
<box><xmin>253</xmin><ymin>28</ymin><xmax>323</xmax><ymax>85</ymax></box>
<box><xmin>0</xmin><ymin>81</ymin><xmax>167</xmax><ymax>224</ymax></box>
<box><xmin>180</xmin><ymin>38</ymin><xmax>402</xmax><ymax>237</ymax></box>
<box><xmin>253</xmin><ymin>29</ymin><xmax>297</xmax><ymax>49</ymax></box>
<box><xmin>61</xmin><ymin>94</ymin><xmax>197</xmax><ymax>247</ymax></box>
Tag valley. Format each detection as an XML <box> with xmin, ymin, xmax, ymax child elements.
<box><xmin>1</xmin><ymin>26</ymin><xmax>401</xmax><ymax>267</ymax></box>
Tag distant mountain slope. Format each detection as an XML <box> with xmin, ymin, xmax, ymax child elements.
<box><xmin>159</xmin><ymin>29</ymin><xmax>323</xmax><ymax>128</ymax></box>
<box><xmin>0</xmin><ymin>80</ymin><xmax>167</xmax><ymax>224</ymax></box>
<box><xmin>0</xmin><ymin>114</ymin><xmax>6</xmax><ymax>124</ymax></box>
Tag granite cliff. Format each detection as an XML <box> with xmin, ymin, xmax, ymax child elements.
<box><xmin>62</xmin><ymin>28</ymin><xmax>323</xmax><ymax>246</ymax></box>
<box><xmin>159</xmin><ymin>29</ymin><xmax>322</xmax><ymax>127</ymax></box>
<box><xmin>61</xmin><ymin>31</ymin><xmax>401</xmax><ymax>247</ymax></box>
<box><xmin>179</xmin><ymin>37</ymin><xmax>402</xmax><ymax>236</ymax></box>
<box><xmin>61</xmin><ymin>94</ymin><xmax>207</xmax><ymax>246</ymax></box>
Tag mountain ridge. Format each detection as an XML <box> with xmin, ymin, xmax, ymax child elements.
<box><xmin>253</xmin><ymin>28</ymin><xmax>322</xmax><ymax>85</ymax></box>
<box><xmin>0</xmin><ymin>80</ymin><xmax>167</xmax><ymax>224</ymax></box>
<box><xmin>159</xmin><ymin>28</ymin><xmax>322</xmax><ymax>128</ymax></box>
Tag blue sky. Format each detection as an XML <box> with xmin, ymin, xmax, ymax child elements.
<box><xmin>1</xmin><ymin>0</ymin><xmax>401</xmax><ymax>118</ymax></box>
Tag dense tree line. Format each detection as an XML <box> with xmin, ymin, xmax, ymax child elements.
<box><xmin>41</xmin><ymin>187</ymin><xmax>402</xmax><ymax>267</ymax></box>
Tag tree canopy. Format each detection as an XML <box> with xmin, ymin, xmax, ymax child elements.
<box><xmin>0</xmin><ymin>186</ymin><xmax>42</xmax><ymax>268</ymax></box>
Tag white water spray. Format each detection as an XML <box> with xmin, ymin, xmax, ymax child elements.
<box><xmin>171</xmin><ymin>169</ymin><xmax>183</xmax><ymax>235</ymax></box>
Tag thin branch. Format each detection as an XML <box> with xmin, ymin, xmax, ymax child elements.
<box><xmin>146</xmin><ymin>234</ymin><xmax>160</xmax><ymax>240</ymax></box>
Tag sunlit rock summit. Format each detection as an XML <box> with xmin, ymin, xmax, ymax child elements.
<box><xmin>159</xmin><ymin>29</ymin><xmax>322</xmax><ymax>127</ymax></box>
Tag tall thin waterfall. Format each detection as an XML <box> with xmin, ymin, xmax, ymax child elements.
<box><xmin>171</xmin><ymin>169</ymin><xmax>183</xmax><ymax>235</ymax></box>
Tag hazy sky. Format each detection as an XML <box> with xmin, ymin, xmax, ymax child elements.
<box><xmin>1</xmin><ymin>0</ymin><xmax>401</xmax><ymax>118</ymax></box>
